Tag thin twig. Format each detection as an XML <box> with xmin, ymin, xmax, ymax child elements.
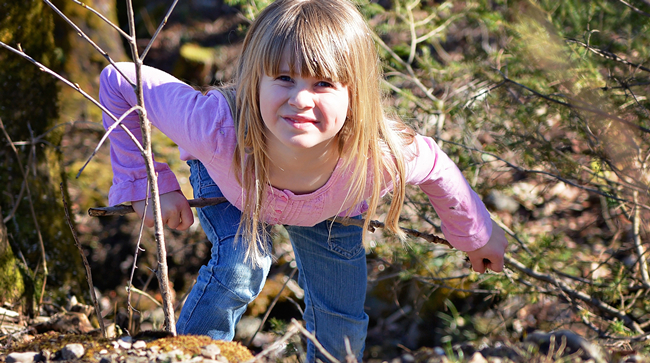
<box><xmin>140</xmin><ymin>0</ymin><xmax>180</xmax><ymax>61</ymax></box>
<box><xmin>76</xmin><ymin>105</ymin><xmax>143</xmax><ymax>178</ymax></box>
<box><xmin>344</xmin><ymin>336</ymin><xmax>357</xmax><ymax>363</ymax></box>
<box><xmin>128</xmin><ymin>180</ymin><xmax>150</xmax><ymax>332</ymax></box>
<box><xmin>124</xmin><ymin>0</ymin><xmax>176</xmax><ymax>334</ymax></box>
<box><xmin>43</xmin><ymin>0</ymin><xmax>136</xmax><ymax>88</ymax></box>
<box><xmin>88</xmin><ymin>197</ymin><xmax>229</xmax><ymax>216</ymax></box>
<box><xmin>328</xmin><ymin>216</ymin><xmax>452</xmax><ymax>247</ymax></box>
<box><xmin>60</xmin><ymin>183</ymin><xmax>106</xmax><ymax>338</ymax></box>
<box><xmin>0</xmin><ymin>116</ymin><xmax>48</xmax><ymax>305</ymax></box>
<box><xmin>372</xmin><ymin>33</ymin><xmax>440</xmax><ymax>103</ymax></box>
<box><xmin>0</xmin><ymin>41</ymin><xmax>145</xmax><ymax>158</ymax></box>
<box><xmin>505</xmin><ymin>255</ymin><xmax>644</xmax><ymax>334</ymax></box>
<box><xmin>71</xmin><ymin>0</ymin><xmax>132</xmax><ymax>39</ymax></box>
<box><xmin>290</xmin><ymin>318</ymin><xmax>341</xmax><ymax>363</ymax></box>
<box><xmin>566</xmin><ymin>38</ymin><xmax>650</xmax><ymax>73</ymax></box>
<box><xmin>247</xmin><ymin>268</ymin><xmax>298</xmax><ymax>347</ymax></box>
<box><xmin>90</xmin><ymin>198</ymin><xmax>454</xmax><ymax>245</ymax></box>
<box><xmin>2</xmin><ymin>170</ymin><xmax>27</xmax><ymax>224</ymax></box>
<box><xmin>126</xmin><ymin>286</ymin><xmax>162</xmax><ymax>307</ymax></box>
<box><xmin>613</xmin><ymin>0</ymin><xmax>650</xmax><ymax>17</ymax></box>
<box><xmin>439</xmin><ymin>137</ymin><xmax>650</xmax><ymax>210</ymax></box>
<box><xmin>496</xmin><ymin>70</ymin><xmax>650</xmax><ymax>134</ymax></box>
<box><xmin>632</xmin><ymin>190</ymin><xmax>650</xmax><ymax>286</ymax></box>
<box><xmin>245</xmin><ymin>323</ymin><xmax>300</xmax><ymax>363</ymax></box>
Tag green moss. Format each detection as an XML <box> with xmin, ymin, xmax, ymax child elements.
<box><xmin>179</xmin><ymin>43</ymin><xmax>216</xmax><ymax>63</ymax></box>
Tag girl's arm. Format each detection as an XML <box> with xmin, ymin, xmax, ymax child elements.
<box><xmin>99</xmin><ymin>62</ymin><xmax>232</xmax><ymax>206</ymax></box>
<box><xmin>405</xmin><ymin>135</ymin><xmax>507</xmax><ymax>271</ymax></box>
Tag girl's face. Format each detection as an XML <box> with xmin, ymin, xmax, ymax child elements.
<box><xmin>258</xmin><ymin>54</ymin><xmax>349</xmax><ymax>155</ymax></box>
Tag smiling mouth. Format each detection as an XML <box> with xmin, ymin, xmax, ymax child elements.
<box><xmin>283</xmin><ymin>116</ymin><xmax>316</xmax><ymax>124</ymax></box>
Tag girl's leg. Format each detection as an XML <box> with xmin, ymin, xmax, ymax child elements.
<box><xmin>176</xmin><ymin>160</ymin><xmax>272</xmax><ymax>340</ymax></box>
<box><xmin>285</xmin><ymin>219</ymin><xmax>368</xmax><ymax>363</ymax></box>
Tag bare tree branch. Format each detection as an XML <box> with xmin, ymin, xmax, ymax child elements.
<box><xmin>0</xmin><ymin>41</ymin><xmax>145</xmax><ymax>159</ymax></box>
<box><xmin>566</xmin><ymin>38</ymin><xmax>650</xmax><ymax>74</ymax></box>
<box><xmin>71</xmin><ymin>0</ymin><xmax>131</xmax><ymax>39</ymax></box>
<box><xmin>60</xmin><ymin>183</ymin><xmax>106</xmax><ymax>338</ymax></box>
<box><xmin>140</xmin><ymin>0</ymin><xmax>180</xmax><ymax>61</ymax></box>
<box><xmin>246</xmin><ymin>268</ymin><xmax>298</xmax><ymax>347</ymax></box>
<box><xmin>290</xmin><ymin>319</ymin><xmax>341</xmax><ymax>363</ymax></box>
<box><xmin>76</xmin><ymin>105</ymin><xmax>144</xmax><ymax>178</ymax></box>
<box><xmin>124</xmin><ymin>0</ymin><xmax>176</xmax><ymax>334</ymax></box>
<box><xmin>613</xmin><ymin>0</ymin><xmax>650</xmax><ymax>17</ymax></box>
<box><xmin>504</xmin><ymin>255</ymin><xmax>644</xmax><ymax>334</ymax></box>
<box><xmin>43</xmin><ymin>0</ymin><xmax>135</xmax><ymax>88</ymax></box>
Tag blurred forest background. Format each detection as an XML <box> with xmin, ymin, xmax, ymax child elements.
<box><xmin>1</xmin><ymin>0</ymin><xmax>650</xmax><ymax>361</ymax></box>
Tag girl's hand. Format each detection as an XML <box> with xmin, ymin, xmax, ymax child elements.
<box><xmin>132</xmin><ymin>190</ymin><xmax>194</xmax><ymax>231</ymax></box>
<box><xmin>466</xmin><ymin>220</ymin><xmax>508</xmax><ymax>273</ymax></box>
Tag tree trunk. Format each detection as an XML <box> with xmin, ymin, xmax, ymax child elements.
<box><xmin>0</xmin><ymin>0</ymin><xmax>125</xmax><ymax>314</ymax></box>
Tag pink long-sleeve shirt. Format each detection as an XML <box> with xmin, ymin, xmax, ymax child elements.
<box><xmin>100</xmin><ymin>63</ymin><xmax>492</xmax><ymax>252</ymax></box>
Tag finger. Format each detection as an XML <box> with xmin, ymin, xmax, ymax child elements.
<box><xmin>165</xmin><ymin>210</ymin><xmax>180</xmax><ymax>229</ymax></box>
<box><xmin>177</xmin><ymin>205</ymin><xmax>194</xmax><ymax>231</ymax></box>
<box><xmin>469</xmin><ymin>255</ymin><xmax>486</xmax><ymax>273</ymax></box>
<box><xmin>488</xmin><ymin>255</ymin><xmax>505</xmax><ymax>272</ymax></box>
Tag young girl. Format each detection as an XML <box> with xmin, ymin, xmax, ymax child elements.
<box><xmin>100</xmin><ymin>0</ymin><xmax>508</xmax><ymax>361</ymax></box>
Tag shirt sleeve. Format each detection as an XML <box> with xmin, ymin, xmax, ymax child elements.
<box><xmin>99</xmin><ymin>62</ymin><xmax>233</xmax><ymax>205</ymax></box>
<box><xmin>405</xmin><ymin>134</ymin><xmax>492</xmax><ymax>251</ymax></box>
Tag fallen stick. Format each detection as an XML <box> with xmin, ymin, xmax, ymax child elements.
<box><xmin>89</xmin><ymin>197</ymin><xmax>453</xmax><ymax>247</ymax></box>
<box><xmin>88</xmin><ymin>197</ymin><xmax>228</xmax><ymax>216</ymax></box>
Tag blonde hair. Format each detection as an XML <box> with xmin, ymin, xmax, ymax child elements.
<box><xmin>232</xmin><ymin>0</ymin><xmax>415</xmax><ymax>265</ymax></box>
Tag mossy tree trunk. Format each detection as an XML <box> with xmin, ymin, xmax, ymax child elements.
<box><xmin>0</xmin><ymin>0</ymin><xmax>125</xmax><ymax>314</ymax></box>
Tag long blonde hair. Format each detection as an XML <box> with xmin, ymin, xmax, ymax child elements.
<box><xmin>232</xmin><ymin>0</ymin><xmax>415</xmax><ymax>265</ymax></box>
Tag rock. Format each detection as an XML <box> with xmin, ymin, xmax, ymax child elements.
<box><xmin>401</xmin><ymin>353</ymin><xmax>415</xmax><ymax>363</ymax></box>
<box><xmin>61</xmin><ymin>343</ymin><xmax>86</xmax><ymax>360</ymax></box>
<box><xmin>118</xmin><ymin>336</ymin><xmax>133</xmax><ymax>349</ymax></box>
<box><xmin>6</xmin><ymin>352</ymin><xmax>40</xmax><ymax>363</ymax></box>
<box><xmin>484</xmin><ymin>190</ymin><xmax>520</xmax><ymax>213</ymax></box>
<box><xmin>468</xmin><ymin>352</ymin><xmax>487</xmax><ymax>363</ymax></box>
<box><xmin>201</xmin><ymin>344</ymin><xmax>222</xmax><ymax>359</ymax></box>
<box><xmin>40</xmin><ymin>349</ymin><xmax>52</xmax><ymax>361</ymax></box>
<box><xmin>132</xmin><ymin>340</ymin><xmax>147</xmax><ymax>349</ymax></box>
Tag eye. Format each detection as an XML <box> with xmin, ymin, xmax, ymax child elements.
<box><xmin>276</xmin><ymin>75</ymin><xmax>293</xmax><ymax>82</ymax></box>
<box><xmin>316</xmin><ymin>80</ymin><xmax>335</xmax><ymax>88</ymax></box>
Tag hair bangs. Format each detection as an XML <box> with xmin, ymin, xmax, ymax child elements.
<box><xmin>260</xmin><ymin>2</ymin><xmax>353</xmax><ymax>85</ymax></box>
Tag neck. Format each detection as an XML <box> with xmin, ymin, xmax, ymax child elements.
<box><xmin>266</xmin><ymin>138</ymin><xmax>341</xmax><ymax>194</ymax></box>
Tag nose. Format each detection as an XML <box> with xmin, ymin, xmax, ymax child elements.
<box><xmin>288</xmin><ymin>87</ymin><xmax>315</xmax><ymax>109</ymax></box>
